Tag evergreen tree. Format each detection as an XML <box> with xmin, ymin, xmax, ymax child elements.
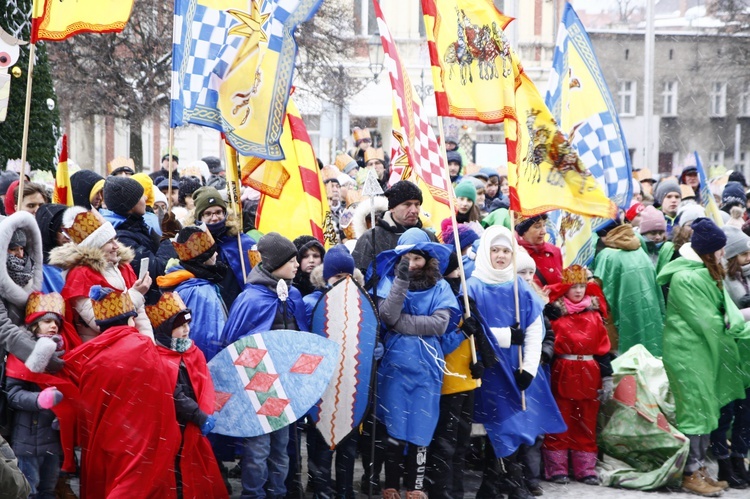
<box><xmin>0</xmin><ymin>0</ymin><xmax>60</xmax><ymax>172</ymax></box>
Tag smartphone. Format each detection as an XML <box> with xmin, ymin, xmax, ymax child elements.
<box><xmin>139</xmin><ymin>257</ymin><xmax>149</xmax><ymax>281</ymax></box>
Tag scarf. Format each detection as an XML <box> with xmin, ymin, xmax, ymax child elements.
<box><xmin>207</xmin><ymin>220</ymin><xmax>228</xmax><ymax>240</ymax></box>
<box><xmin>563</xmin><ymin>295</ymin><xmax>592</xmax><ymax>314</ymax></box>
<box><xmin>7</xmin><ymin>254</ymin><xmax>33</xmax><ymax>287</ymax></box>
<box><xmin>181</xmin><ymin>259</ymin><xmax>228</xmax><ymax>284</ymax></box>
<box><xmin>472</xmin><ymin>225</ymin><xmax>515</xmax><ymax>285</ymax></box>
<box><xmin>602</xmin><ymin>224</ymin><xmax>641</xmax><ymax>251</ymax></box>
<box><xmin>171</xmin><ymin>337</ymin><xmax>193</xmax><ymax>353</ymax></box>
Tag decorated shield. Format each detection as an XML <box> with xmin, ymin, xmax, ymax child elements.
<box><xmin>208</xmin><ymin>330</ymin><xmax>340</xmax><ymax>437</ymax></box>
<box><xmin>311</xmin><ymin>276</ymin><xmax>379</xmax><ymax>448</ymax></box>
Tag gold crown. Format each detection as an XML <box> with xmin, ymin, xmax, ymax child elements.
<box><xmin>108</xmin><ymin>156</ymin><xmax>135</xmax><ymax>174</ymax></box>
<box><xmin>335</xmin><ymin>153</ymin><xmax>357</xmax><ymax>173</ymax></box>
<box><xmin>145</xmin><ymin>292</ymin><xmax>188</xmax><ymax>329</ymax></box>
<box><xmin>66</xmin><ymin>210</ymin><xmax>104</xmax><ymax>245</ymax></box>
<box><xmin>172</xmin><ymin>229</ymin><xmax>215</xmax><ymax>262</ymax></box>
<box><xmin>364</xmin><ymin>147</ymin><xmax>384</xmax><ymax>163</ymax></box>
<box><xmin>25</xmin><ymin>292</ymin><xmax>65</xmax><ymax>319</ymax></box>
<box><xmin>248</xmin><ymin>247</ymin><xmax>262</xmax><ymax>268</ymax></box>
<box><xmin>92</xmin><ymin>289</ymin><xmax>136</xmax><ymax>323</ymax></box>
<box><xmin>352</xmin><ymin>127</ymin><xmax>371</xmax><ymax>143</ymax></box>
<box><xmin>562</xmin><ymin>264</ymin><xmax>588</xmax><ymax>285</ymax></box>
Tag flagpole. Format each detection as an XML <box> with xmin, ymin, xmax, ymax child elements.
<box><xmin>438</xmin><ymin>118</ymin><xmax>480</xmax><ymax>388</ymax></box>
<box><xmin>508</xmin><ymin>209</ymin><xmax>526</xmax><ymax>411</ymax></box>
<box><xmin>224</xmin><ymin>142</ymin><xmax>249</xmax><ymax>283</ymax></box>
<box><xmin>167</xmin><ymin>128</ymin><xmax>175</xmax><ymax>212</ymax></box>
<box><xmin>17</xmin><ymin>43</ymin><xmax>36</xmax><ymax>213</ymax></box>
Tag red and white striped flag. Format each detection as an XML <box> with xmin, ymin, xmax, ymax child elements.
<box><xmin>373</xmin><ymin>0</ymin><xmax>450</xmax><ymax>209</ymax></box>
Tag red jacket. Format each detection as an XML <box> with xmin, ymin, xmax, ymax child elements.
<box><xmin>517</xmin><ymin>237</ymin><xmax>563</xmax><ymax>286</ymax></box>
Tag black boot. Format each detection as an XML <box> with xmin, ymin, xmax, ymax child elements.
<box><xmin>504</xmin><ymin>457</ymin><xmax>534</xmax><ymax>499</ymax></box>
<box><xmin>731</xmin><ymin>456</ymin><xmax>750</xmax><ymax>486</ymax></box>
<box><xmin>718</xmin><ymin>457</ymin><xmax>748</xmax><ymax>489</ymax></box>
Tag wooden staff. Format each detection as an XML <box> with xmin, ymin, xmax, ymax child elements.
<box><xmin>509</xmin><ymin>210</ymin><xmax>526</xmax><ymax>411</ymax></box>
<box><xmin>223</xmin><ymin>141</ymin><xmax>248</xmax><ymax>283</ymax></box>
<box><xmin>17</xmin><ymin>44</ymin><xmax>36</xmax><ymax>213</ymax></box>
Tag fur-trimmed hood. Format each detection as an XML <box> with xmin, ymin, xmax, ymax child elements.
<box><xmin>353</xmin><ymin>196</ymin><xmax>388</xmax><ymax>239</ymax></box>
<box><xmin>49</xmin><ymin>241</ymin><xmax>135</xmax><ymax>274</ymax></box>
<box><xmin>309</xmin><ymin>264</ymin><xmax>365</xmax><ymax>290</ymax></box>
<box><xmin>0</xmin><ymin>212</ymin><xmax>44</xmax><ymax>307</ymax></box>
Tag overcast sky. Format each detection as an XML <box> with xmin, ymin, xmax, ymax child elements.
<box><xmin>569</xmin><ymin>0</ymin><xmax>646</xmax><ymax>14</ymax></box>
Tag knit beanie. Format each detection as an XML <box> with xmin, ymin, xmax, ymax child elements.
<box><xmin>443</xmin><ymin>251</ymin><xmax>459</xmax><ymax>277</ymax></box>
<box><xmin>723</xmin><ymin>226</ymin><xmax>750</xmax><ymax>260</ymax></box>
<box><xmin>9</xmin><ymin>229</ymin><xmax>26</xmax><ymax>249</ymax></box>
<box><xmin>202</xmin><ymin>156</ymin><xmax>224</xmax><ymax>174</ymax></box>
<box><xmin>515</xmin><ymin>214</ymin><xmax>547</xmax><ymax>236</ymax></box>
<box><xmin>653</xmin><ymin>180</ymin><xmax>680</xmax><ymax>206</ymax></box>
<box><xmin>625</xmin><ymin>202</ymin><xmax>645</xmax><ymax>222</ymax></box>
<box><xmin>174</xmin><ymin>225</ymin><xmax>216</xmax><ymax>262</ymax></box>
<box><xmin>638</xmin><ymin>205</ymin><xmax>667</xmax><ymax>234</ymax></box>
<box><xmin>384</xmin><ymin>180</ymin><xmax>422</xmax><ymax>210</ymax></box>
<box><xmin>454</xmin><ymin>181</ymin><xmax>477</xmax><ymax>203</ymax></box>
<box><xmin>691</xmin><ymin>217</ymin><xmax>727</xmax><ymax>255</ymax></box>
<box><xmin>0</xmin><ymin>171</ymin><xmax>19</xmax><ymax>198</ymax></box>
<box><xmin>446</xmin><ymin>150</ymin><xmax>462</xmax><ymax>167</ymax></box>
<box><xmin>441</xmin><ymin>218</ymin><xmax>479</xmax><ymax>249</ymax></box>
<box><xmin>677</xmin><ymin>203</ymin><xmax>706</xmax><ymax>227</ymax></box>
<box><xmin>729</xmin><ymin>171</ymin><xmax>747</xmax><ymax>188</ymax></box>
<box><xmin>722</xmin><ymin>181</ymin><xmax>747</xmax><ymax>208</ymax></box>
<box><xmin>131</xmin><ymin>173</ymin><xmax>156</xmax><ymax>207</ymax></box>
<box><xmin>103</xmin><ymin>176</ymin><xmax>145</xmax><ymax>215</ymax></box>
<box><xmin>257</xmin><ymin>232</ymin><xmax>298</xmax><ymax>272</ymax></box>
<box><xmin>322</xmin><ymin>245</ymin><xmax>355</xmax><ymax>281</ymax></box>
<box><xmin>293</xmin><ymin>235</ymin><xmax>326</xmax><ymax>262</ymax></box>
<box><xmin>178</xmin><ymin>176</ymin><xmax>202</xmax><ymax>205</ymax></box>
<box><xmin>516</xmin><ymin>248</ymin><xmax>536</xmax><ymax>273</ymax></box>
<box><xmin>70</xmin><ymin>170</ymin><xmax>104</xmax><ymax>210</ymax></box>
<box><xmin>192</xmin><ymin>186</ymin><xmax>227</xmax><ymax>220</ymax></box>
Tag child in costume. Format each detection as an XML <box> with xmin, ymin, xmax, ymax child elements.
<box><xmin>147</xmin><ymin>291</ymin><xmax>227</xmax><ymax>499</ymax></box>
<box><xmin>372</xmin><ymin>228</ymin><xmax>460</xmax><ymax>499</ymax></box>
<box><xmin>542</xmin><ymin>265</ymin><xmax>613</xmax><ymax>485</ymax></box>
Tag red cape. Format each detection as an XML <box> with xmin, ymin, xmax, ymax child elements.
<box><xmin>5</xmin><ymin>355</ymin><xmax>79</xmax><ymax>473</ymax></box>
<box><xmin>157</xmin><ymin>344</ymin><xmax>228</xmax><ymax>498</ymax></box>
<box><xmin>65</xmin><ymin>325</ymin><xmax>181</xmax><ymax>499</ymax></box>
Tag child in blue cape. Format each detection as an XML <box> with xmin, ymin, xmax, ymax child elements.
<box><xmin>373</xmin><ymin>228</ymin><xmax>460</xmax><ymax>499</ymax></box>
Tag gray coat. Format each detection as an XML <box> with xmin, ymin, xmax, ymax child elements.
<box><xmin>0</xmin><ymin>434</ymin><xmax>30</xmax><ymax>498</ymax></box>
<box><xmin>5</xmin><ymin>377</ymin><xmax>62</xmax><ymax>457</ymax></box>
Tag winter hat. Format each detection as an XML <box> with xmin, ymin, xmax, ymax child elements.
<box><xmin>146</xmin><ymin>292</ymin><xmax>191</xmax><ymax>332</ymax></box>
<box><xmin>161</xmin><ymin>153</ymin><xmax>179</xmax><ymax>164</ymax></box>
<box><xmin>480</xmin><ymin>167</ymin><xmax>499</xmax><ymax>181</ymax></box>
<box><xmin>157</xmin><ymin>178</ymin><xmax>180</xmax><ymax>192</ymax></box>
<box><xmin>103</xmin><ymin>176</ymin><xmax>144</xmax><ymax>215</ymax></box>
<box><xmin>25</xmin><ymin>291</ymin><xmax>65</xmax><ymax>326</ymax></box>
<box><xmin>489</xmin><ymin>229</ymin><xmax>513</xmax><ymax>250</ymax></box>
<box><xmin>3</xmin><ymin>180</ymin><xmax>19</xmax><ymax>215</ymax></box>
<box><xmin>729</xmin><ymin>170</ymin><xmax>747</xmax><ymax>188</ymax></box>
<box><xmin>322</xmin><ymin>245</ymin><xmax>355</xmax><ymax>281</ymax></box>
<box><xmin>0</xmin><ymin>171</ymin><xmax>19</xmax><ymax>198</ymax></box>
<box><xmin>441</xmin><ymin>218</ymin><xmax>479</xmax><ymax>249</ymax></box>
<box><xmin>443</xmin><ymin>251</ymin><xmax>460</xmax><ymax>277</ymax></box>
<box><xmin>638</xmin><ymin>206</ymin><xmax>667</xmax><ymax>234</ymax></box>
<box><xmin>35</xmin><ymin>203</ymin><xmax>67</xmax><ymax>259</ymax></box>
<box><xmin>178</xmin><ymin>176</ymin><xmax>202</xmax><ymax>206</ymax></box>
<box><xmin>153</xmin><ymin>188</ymin><xmax>168</xmax><ymax>207</ymax></box>
<box><xmin>89</xmin><ymin>285</ymin><xmax>137</xmax><ymax>328</ymax></box>
<box><xmin>202</xmin><ymin>156</ymin><xmax>224</xmax><ymax>174</ymax></box>
<box><xmin>515</xmin><ymin>214</ymin><xmax>547</xmax><ymax>236</ymax></box>
<box><xmin>9</xmin><ymin>228</ymin><xmax>26</xmax><ymax>249</ymax></box>
<box><xmin>516</xmin><ymin>248</ymin><xmax>536</xmax><ymax>273</ymax></box>
<box><xmin>384</xmin><ymin>180</ymin><xmax>422</xmax><ymax>210</ymax></box>
<box><xmin>293</xmin><ymin>235</ymin><xmax>326</xmax><ymax>262</ymax></box>
<box><xmin>62</xmin><ymin>206</ymin><xmax>117</xmax><ymax>248</ymax></box>
<box><xmin>677</xmin><ymin>203</ymin><xmax>706</xmax><ymax>227</ymax></box>
<box><xmin>131</xmin><ymin>173</ymin><xmax>156</xmax><ymax>207</ymax></box>
<box><xmin>454</xmin><ymin>181</ymin><xmax>477</xmax><ymax>203</ymax></box>
<box><xmin>173</xmin><ymin>225</ymin><xmax>216</xmax><ymax>262</ymax></box>
<box><xmin>192</xmin><ymin>186</ymin><xmax>227</xmax><ymax>220</ymax></box>
<box><xmin>625</xmin><ymin>202</ymin><xmax>645</xmax><ymax>222</ymax></box>
<box><xmin>680</xmin><ymin>165</ymin><xmax>697</xmax><ymax>183</ymax></box>
<box><xmin>653</xmin><ymin>180</ymin><xmax>681</xmax><ymax>206</ymax></box>
<box><xmin>722</xmin><ymin>181</ymin><xmax>747</xmax><ymax>208</ymax></box>
<box><xmin>446</xmin><ymin>150</ymin><xmax>463</xmax><ymax>167</ymax></box>
<box><xmin>257</xmin><ymin>232</ymin><xmax>298</xmax><ymax>272</ymax></box>
<box><xmin>723</xmin><ymin>226</ymin><xmax>750</xmax><ymax>260</ymax></box>
<box><xmin>70</xmin><ymin>170</ymin><xmax>104</xmax><ymax>210</ymax></box>
<box><xmin>690</xmin><ymin>217</ymin><xmax>727</xmax><ymax>255</ymax></box>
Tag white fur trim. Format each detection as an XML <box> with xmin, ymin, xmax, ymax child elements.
<box><xmin>62</xmin><ymin>206</ymin><xmax>88</xmax><ymax>229</ymax></box>
<box><xmin>79</xmin><ymin>222</ymin><xmax>117</xmax><ymax>249</ymax></box>
<box><xmin>353</xmin><ymin>196</ymin><xmax>388</xmax><ymax>238</ymax></box>
<box><xmin>0</xmin><ymin>212</ymin><xmax>43</xmax><ymax>306</ymax></box>
<box><xmin>25</xmin><ymin>336</ymin><xmax>56</xmax><ymax>374</ymax></box>
<box><xmin>678</xmin><ymin>243</ymin><xmax>703</xmax><ymax>262</ymax></box>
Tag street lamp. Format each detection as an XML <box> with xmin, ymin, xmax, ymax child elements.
<box><xmin>414</xmin><ymin>69</ymin><xmax>434</xmax><ymax>102</ymax></box>
<box><xmin>368</xmin><ymin>32</ymin><xmax>384</xmax><ymax>82</ymax></box>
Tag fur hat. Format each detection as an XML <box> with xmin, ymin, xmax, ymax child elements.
<box><xmin>322</xmin><ymin>245</ymin><xmax>354</xmax><ymax>282</ymax></box>
<box><xmin>25</xmin><ymin>291</ymin><xmax>65</xmax><ymax>325</ymax></box>
<box><xmin>691</xmin><ymin>217</ymin><xmax>727</xmax><ymax>255</ymax></box>
<box><xmin>293</xmin><ymin>235</ymin><xmax>325</xmax><ymax>263</ymax></box>
<box><xmin>454</xmin><ymin>181</ymin><xmax>477</xmax><ymax>203</ymax></box>
<box><xmin>89</xmin><ymin>285</ymin><xmax>137</xmax><ymax>328</ymax></box>
<box><xmin>62</xmin><ymin>206</ymin><xmax>117</xmax><ymax>248</ymax></box>
<box><xmin>70</xmin><ymin>169</ymin><xmax>104</xmax><ymax>210</ymax></box>
<box><xmin>146</xmin><ymin>292</ymin><xmax>191</xmax><ymax>330</ymax></box>
<box><xmin>384</xmin><ymin>180</ymin><xmax>422</xmax><ymax>210</ymax></box>
<box><xmin>173</xmin><ymin>225</ymin><xmax>216</xmax><ymax>262</ymax></box>
<box><xmin>639</xmin><ymin>205</ymin><xmax>667</xmax><ymax>234</ymax></box>
<box><xmin>103</xmin><ymin>176</ymin><xmax>144</xmax><ymax>215</ymax></box>
<box><xmin>202</xmin><ymin>156</ymin><xmax>224</xmax><ymax>174</ymax></box>
<box><xmin>192</xmin><ymin>186</ymin><xmax>227</xmax><ymax>220</ymax></box>
<box><xmin>723</xmin><ymin>226</ymin><xmax>750</xmax><ymax>260</ymax></box>
<box><xmin>257</xmin><ymin>232</ymin><xmax>298</xmax><ymax>272</ymax></box>
<box><xmin>515</xmin><ymin>214</ymin><xmax>547</xmax><ymax>236</ymax></box>
<box><xmin>441</xmin><ymin>218</ymin><xmax>479</xmax><ymax>249</ymax></box>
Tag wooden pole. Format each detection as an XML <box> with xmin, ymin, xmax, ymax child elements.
<box><xmin>223</xmin><ymin>142</ymin><xmax>249</xmax><ymax>283</ymax></box>
<box><xmin>167</xmin><ymin>128</ymin><xmax>174</xmax><ymax>212</ymax></box>
<box><xmin>509</xmin><ymin>210</ymin><xmax>526</xmax><ymax>410</ymax></box>
<box><xmin>17</xmin><ymin>44</ymin><xmax>36</xmax><ymax>213</ymax></box>
<box><xmin>438</xmin><ymin>118</ymin><xmax>480</xmax><ymax>387</ymax></box>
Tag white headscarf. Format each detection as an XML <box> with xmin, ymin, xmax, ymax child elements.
<box><xmin>472</xmin><ymin>225</ymin><xmax>516</xmax><ymax>285</ymax></box>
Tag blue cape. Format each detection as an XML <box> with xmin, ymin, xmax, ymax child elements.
<box><xmin>303</xmin><ymin>290</ymin><xmax>323</xmax><ymax>320</ymax></box>
<box><xmin>42</xmin><ymin>264</ymin><xmax>64</xmax><ymax>293</ymax></box>
<box><xmin>100</xmin><ymin>208</ymin><xmax>161</xmax><ymax>236</ymax></box>
<box><xmin>217</xmin><ymin>233</ymin><xmax>255</xmax><ymax>289</ymax></box>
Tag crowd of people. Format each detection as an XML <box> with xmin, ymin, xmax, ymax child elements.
<box><xmin>0</xmin><ymin>142</ymin><xmax>749</xmax><ymax>499</ymax></box>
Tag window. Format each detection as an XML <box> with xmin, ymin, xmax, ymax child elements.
<box><xmin>708</xmin><ymin>151</ymin><xmax>724</xmax><ymax>168</ymax></box>
<box><xmin>662</xmin><ymin>81</ymin><xmax>678</xmax><ymax>116</ymax></box>
<box><xmin>739</xmin><ymin>81</ymin><xmax>750</xmax><ymax>117</ymax></box>
<box><xmin>353</xmin><ymin>0</ymin><xmax>377</xmax><ymax>36</ymax></box>
<box><xmin>709</xmin><ymin>82</ymin><xmax>727</xmax><ymax>117</ymax></box>
<box><xmin>618</xmin><ymin>80</ymin><xmax>636</xmax><ymax>116</ymax></box>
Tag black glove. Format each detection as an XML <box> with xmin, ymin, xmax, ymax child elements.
<box><xmin>514</xmin><ymin>369</ymin><xmax>534</xmax><ymax>391</ymax></box>
<box><xmin>544</xmin><ymin>303</ymin><xmax>562</xmax><ymax>321</ymax></box>
<box><xmin>461</xmin><ymin>315</ymin><xmax>482</xmax><ymax>337</ymax></box>
<box><xmin>469</xmin><ymin>360</ymin><xmax>485</xmax><ymax>379</ymax></box>
<box><xmin>46</xmin><ymin>351</ymin><xmax>65</xmax><ymax>374</ymax></box>
<box><xmin>396</xmin><ymin>258</ymin><xmax>410</xmax><ymax>281</ymax></box>
<box><xmin>510</xmin><ymin>323</ymin><xmax>524</xmax><ymax>345</ymax></box>
<box><xmin>540</xmin><ymin>350</ymin><xmax>552</xmax><ymax>365</ymax></box>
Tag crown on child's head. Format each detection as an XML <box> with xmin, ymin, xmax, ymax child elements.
<box><xmin>145</xmin><ymin>292</ymin><xmax>188</xmax><ymax>329</ymax></box>
<box><xmin>562</xmin><ymin>265</ymin><xmax>588</xmax><ymax>286</ymax></box>
<box><xmin>25</xmin><ymin>292</ymin><xmax>65</xmax><ymax>323</ymax></box>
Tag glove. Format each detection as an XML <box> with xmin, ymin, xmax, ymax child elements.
<box><xmin>46</xmin><ymin>350</ymin><xmax>65</xmax><ymax>374</ymax></box>
<box><xmin>540</xmin><ymin>350</ymin><xmax>553</xmax><ymax>365</ymax></box>
<box><xmin>513</xmin><ymin>369</ymin><xmax>534</xmax><ymax>391</ymax></box>
<box><xmin>37</xmin><ymin>387</ymin><xmax>64</xmax><ymax>410</ymax></box>
<box><xmin>469</xmin><ymin>360</ymin><xmax>485</xmax><ymax>379</ymax></box>
<box><xmin>598</xmin><ymin>376</ymin><xmax>614</xmax><ymax>402</ymax></box>
<box><xmin>544</xmin><ymin>303</ymin><xmax>562</xmax><ymax>321</ymax></box>
<box><xmin>510</xmin><ymin>323</ymin><xmax>524</xmax><ymax>345</ymax></box>
<box><xmin>396</xmin><ymin>258</ymin><xmax>410</xmax><ymax>281</ymax></box>
<box><xmin>201</xmin><ymin>415</ymin><xmax>216</xmax><ymax>436</ymax></box>
<box><xmin>461</xmin><ymin>316</ymin><xmax>482</xmax><ymax>337</ymax></box>
<box><xmin>373</xmin><ymin>342</ymin><xmax>385</xmax><ymax>361</ymax></box>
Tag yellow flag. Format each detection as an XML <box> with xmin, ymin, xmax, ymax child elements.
<box><xmin>31</xmin><ymin>0</ymin><xmax>134</xmax><ymax>43</ymax></box>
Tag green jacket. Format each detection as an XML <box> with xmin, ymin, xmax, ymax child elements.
<box><xmin>657</xmin><ymin>254</ymin><xmax>750</xmax><ymax>435</ymax></box>
<box><xmin>638</xmin><ymin>235</ymin><xmax>675</xmax><ymax>275</ymax></box>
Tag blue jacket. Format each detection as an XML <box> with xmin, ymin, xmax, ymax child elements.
<box><xmin>6</xmin><ymin>377</ymin><xmax>62</xmax><ymax>457</ymax></box>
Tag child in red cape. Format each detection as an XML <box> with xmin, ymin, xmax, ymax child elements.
<box><xmin>542</xmin><ymin>265</ymin><xmax>613</xmax><ymax>486</ymax></box>
<box><xmin>146</xmin><ymin>291</ymin><xmax>227</xmax><ymax>499</ymax></box>
<box><xmin>64</xmin><ymin>285</ymin><xmax>181</xmax><ymax>499</ymax></box>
